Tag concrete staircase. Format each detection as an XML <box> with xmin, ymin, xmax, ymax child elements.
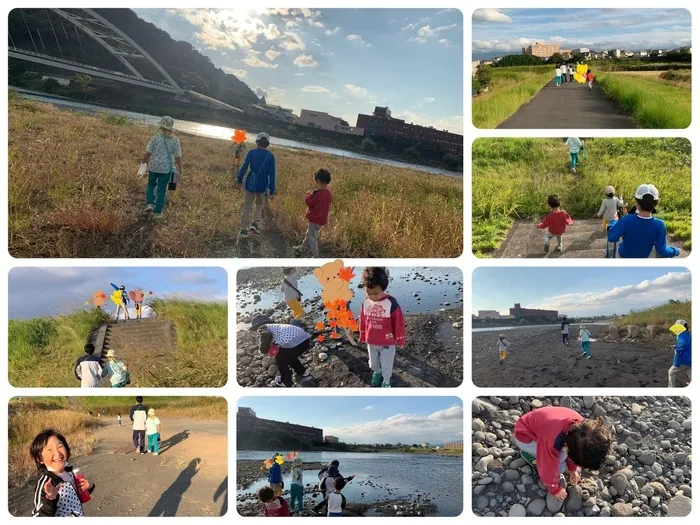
<box><xmin>93</xmin><ymin>318</ymin><xmax>176</xmax><ymax>385</ymax></box>
<box><xmin>493</xmin><ymin>218</ymin><xmax>686</xmax><ymax>259</ymax></box>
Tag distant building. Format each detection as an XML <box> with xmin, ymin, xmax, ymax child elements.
<box><xmin>472</xmin><ymin>61</ymin><xmax>480</xmax><ymax>76</ymax></box>
<box><xmin>572</xmin><ymin>48</ymin><xmax>590</xmax><ymax>55</ymax></box>
<box><xmin>243</xmin><ymin>103</ymin><xmax>297</xmax><ymax>123</ymax></box>
<box><xmin>510</xmin><ymin>303</ymin><xmax>558</xmax><ymax>322</ymax></box>
<box><xmin>237</xmin><ymin>407</ymin><xmax>323</xmax><ymax>442</ymax></box>
<box><xmin>478</xmin><ymin>310</ymin><xmax>501</xmax><ymax>320</ymax></box>
<box><xmin>522</xmin><ymin>42</ymin><xmax>561</xmax><ymax>58</ymax></box>
<box><xmin>324</xmin><ymin>435</ymin><xmax>340</xmax><ymax>444</ymax></box>
<box><xmin>610</xmin><ymin>49</ymin><xmax>622</xmax><ymax>58</ymax></box>
<box><xmin>356</xmin><ymin>106</ymin><xmax>462</xmax><ymax>155</ymax></box>
<box><xmin>421</xmin><ymin>443</ymin><xmax>430</xmax><ymax>448</ymax></box>
<box><xmin>299</xmin><ymin>109</ymin><xmax>364</xmax><ymax>135</ymax></box>
<box><xmin>443</xmin><ymin>442</ymin><xmax>463</xmax><ymax>450</ymax></box>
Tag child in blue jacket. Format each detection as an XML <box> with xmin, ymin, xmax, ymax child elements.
<box><xmin>267</xmin><ymin>453</ymin><xmax>284</xmax><ymax>497</ymax></box>
<box><xmin>669</xmin><ymin>319</ymin><xmax>691</xmax><ymax>387</ymax></box>
<box><xmin>237</xmin><ymin>132</ymin><xmax>276</xmax><ymax>238</ymax></box>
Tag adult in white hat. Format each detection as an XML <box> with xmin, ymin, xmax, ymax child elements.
<box><xmin>140</xmin><ymin>116</ymin><xmax>183</xmax><ymax>218</ymax></box>
<box><xmin>104</xmin><ymin>349</ymin><xmax>129</xmax><ymax>388</ymax></box>
<box><xmin>236</xmin><ymin>132</ymin><xmax>276</xmax><ymax>238</ymax></box>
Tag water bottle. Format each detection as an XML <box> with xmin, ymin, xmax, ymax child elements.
<box><xmin>72</xmin><ymin>467</ymin><xmax>91</xmax><ymax>504</ymax></box>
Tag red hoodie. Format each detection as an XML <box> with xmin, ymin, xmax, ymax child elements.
<box><xmin>359</xmin><ymin>294</ymin><xmax>406</xmax><ymax>347</ymax></box>
<box><xmin>537</xmin><ymin>210</ymin><xmax>574</xmax><ymax>235</ymax></box>
<box><xmin>305</xmin><ymin>188</ymin><xmax>332</xmax><ymax>226</ymax></box>
<box><xmin>263</xmin><ymin>496</ymin><xmax>290</xmax><ymax>517</ymax></box>
<box><xmin>514</xmin><ymin>407</ymin><xmax>583</xmax><ymax>495</ymax></box>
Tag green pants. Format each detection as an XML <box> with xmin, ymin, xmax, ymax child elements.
<box><xmin>290</xmin><ymin>484</ymin><xmax>303</xmax><ymax>511</ymax></box>
<box><xmin>147</xmin><ymin>171</ymin><xmax>170</xmax><ymax>213</ymax></box>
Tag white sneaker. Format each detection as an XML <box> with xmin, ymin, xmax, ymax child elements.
<box><xmin>270</xmin><ymin>376</ymin><xmax>287</xmax><ymax>387</ymax></box>
<box><xmin>136</xmin><ymin>447</ymin><xmax>140</xmax><ymax>453</ymax></box>
<box><xmin>145</xmin><ymin>204</ymin><xmax>154</xmax><ymax>211</ymax></box>
<box><xmin>586</xmin><ymin>355</ymin><xmax>591</xmax><ymax>360</ymax></box>
<box><xmin>153</xmin><ymin>452</ymin><xmax>159</xmax><ymax>456</ymax></box>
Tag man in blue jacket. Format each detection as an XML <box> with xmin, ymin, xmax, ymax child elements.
<box><xmin>237</xmin><ymin>132</ymin><xmax>276</xmax><ymax>238</ymax></box>
<box><xmin>669</xmin><ymin>319</ymin><xmax>691</xmax><ymax>387</ymax></box>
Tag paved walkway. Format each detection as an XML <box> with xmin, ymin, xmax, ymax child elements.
<box><xmin>498</xmin><ymin>79</ymin><xmax>637</xmax><ymax>129</ymax></box>
<box><xmin>492</xmin><ymin>218</ymin><xmax>686</xmax><ymax>258</ymax></box>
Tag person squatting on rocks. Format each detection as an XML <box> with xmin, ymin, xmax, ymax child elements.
<box><xmin>251</xmin><ymin>315</ymin><xmax>311</xmax><ymax>387</ymax></box>
<box><xmin>668</xmin><ymin>319</ymin><xmax>691</xmax><ymax>387</ymax></box>
<box><xmin>237</xmin><ymin>132</ymin><xmax>276</xmax><ymax>239</ymax></box>
<box><xmin>359</xmin><ymin>267</ymin><xmax>406</xmax><ymax>388</ymax></box>
<box><xmin>537</xmin><ymin>194</ymin><xmax>574</xmax><ymax>253</ymax></box>
<box><xmin>513</xmin><ymin>406</ymin><xmax>613</xmax><ymax>501</ymax></box>
<box><xmin>30</xmin><ymin>429</ymin><xmax>95</xmax><ymax>517</ymax></box>
<box><xmin>130</xmin><ymin>397</ymin><xmax>149</xmax><ymax>454</ymax></box>
<box><xmin>141</xmin><ymin>116</ymin><xmax>182</xmax><ymax>219</ymax></box>
<box><xmin>294</xmin><ymin>168</ymin><xmax>333</xmax><ymax>258</ymax></box>
<box><xmin>607</xmin><ymin>184</ymin><xmax>680</xmax><ymax>258</ymax></box>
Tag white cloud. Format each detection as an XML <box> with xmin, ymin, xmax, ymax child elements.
<box><xmin>408</xmin><ymin>23</ymin><xmax>458</xmax><ymax>44</ymax></box>
<box><xmin>280</xmin><ymin>32</ymin><xmax>305</xmax><ymax>51</ymax></box>
<box><xmin>243</xmin><ymin>56</ymin><xmax>278</xmax><ymax>68</ymax></box>
<box><xmin>265</xmin><ymin>48</ymin><xmax>281</xmax><ymax>61</ymax></box>
<box><xmin>346</xmin><ymin>34</ymin><xmax>370</xmax><ymax>46</ymax></box>
<box><xmin>325</xmin><ymin>405</ymin><xmax>463</xmax><ymax>444</ymax></box>
<box><xmin>301</xmin><ymin>85</ymin><xmax>330</xmax><ymax>93</ymax></box>
<box><xmin>177</xmin><ymin>9</ymin><xmax>273</xmax><ymax>50</ymax></box>
<box><xmin>223</xmin><ymin>67</ymin><xmax>247</xmax><ymax>77</ymax></box>
<box><xmin>308</xmin><ymin>19</ymin><xmax>324</xmax><ymax>28</ymax></box>
<box><xmin>401</xmin><ymin>22</ymin><xmax>419</xmax><ymax>31</ymax></box>
<box><xmin>221</xmin><ymin>51</ymin><xmax>227</xmax><ymax>56</ymax></box>
<box><xmin>473</xmin><ymin>8</ymin><xmax>513</xmax><ymax>24</ymax></box>
<box><xmin>424</xmin><ymin>97</ymin><xmax>435</xmax><ymax>102</ymax></box>
<box><xmin>293</xmin><ymin>73</ymin><xmax>304</xmax><ymax>76</ymax></box>
<box><xmin>363</xmin><ymin>405</ymin><xmax>376</xmax><ymax>410</ymax></box>
<box><xmin>529</xmin><ymin>272</ymin><xmax>691</xmax><ymax>315</ymax></box>
<box><xmin>394</xmin><ymin>110</ymin><xmax>463</xmax><ymax>134</ymax></box>
<box><xmin>345</xmin><ymin>83</ymin><xmax>368</xmax><ymax>97</ymax></box>
<box><xmin>254</xmin><ymin>87</ymin><xmax>268</xmax><ymax>98</ymax></box>
<box><xmin>293</xmin><ymin>54</ymin><xmax>319</xmax><ymax>68</ymax></box>
<box><xmin>438</xmin><ymin>39</ymin><xmax>454</xmax><ymax>47</ymax></box>
<box><xmin>264</xmin><ymin>23</ymin><xmax>281</xmax><ymax>40</ymax></box>
<box><xmin>325</xmin><ymin>27</ymin><xmax>340</xmax><ymax>36</ymax></box>
<box><xmin>285</xmin><ymin>20</ymin><xmax>297</xmax><ymax>28</ymax></box>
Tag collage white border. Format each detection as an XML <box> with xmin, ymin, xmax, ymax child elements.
<box><xmin>0</xmin><ymin>0</ymin><xmax>697</xmax><ymax>522</ymax></box>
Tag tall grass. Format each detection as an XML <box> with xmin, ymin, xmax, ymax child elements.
<box><xmin>472</xmin><ymin>66</ymin><xmax>553</xmax><ymax>128</ymax></box>
<box><xmin>8</xmin><ymin>300</ymin><xmax>228</xmax><ymax>388</ymax></box>
<box><xmin>598</xmin><ymin>73</ymin><xmax>691</xmax><ymax>128</ymax></box>
<box><xmin>8</xmin><ymin>99</ymin><xmax>462</xmax><ymax>258</ymax></box>
<box><xmin>616</xmin><ymin>300</ymin><xmax>691</xmax><ymax>328</ymax></box>
<box><xmin>78</xmin><ymin>396</ymin><xmax>228</xmax><ymax>420</ymax></box>
<box><xmin>472</xmin><ymin>138</ymin><xmax>691</xmax><ymax>256</ymax></box>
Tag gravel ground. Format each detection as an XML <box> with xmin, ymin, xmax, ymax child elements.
<box><xmin>472</xmin><ymin>396</ymin><xmax>692</xmax><ymax>517</ymax></box>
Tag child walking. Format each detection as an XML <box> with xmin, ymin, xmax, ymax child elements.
<box><xmin>561</xmin><ymin>317</ymin><xmax>570</xmax><ymax>346</ymax></box>
<box><xmin>597</xmin><ymin>186</ymin><xmax>624</xmax><ymax>230</ymax></box>
<box><xmin>294</xmin><ymin>168</ymin><xmax>333</xmax><ymax>258</ymax></box>
<box><xmin>290</xmin><ymin>456</ymin><xmax>304</xmax><ymax>515</ymax></box>
<box><xmin>117</xmin><ymin>413</ymin><xmax>122</xmax><ymax>426</ymax></box>
<box><xmin>579</xmin><ymin>325</ymin><xmax>592</xmax><ymax>359</ymax></box>
<box><xmin>586</xmin><ymin>69</ymin><xmax>594</xmax><ymax>90</ymax></box>
<box><xmin>30</xmin><ymin>429</ymin><xmax>95</xmax><ymax>517</ymax></box>
<box><xmin>359</xmin><ymin>267</ymin><xmax>406</xmax><ymax>388</ymax></box>
<box><xmin>498</xmin><ymin>334</ymin><xmax>510</xmax><ymax>364</ymax></box>
<box><xmin>513</xmin><ymin>406</ymin><xmax>612</xmax><ymax>501</ymax></box>
<box><xmin>565</xmin><ymin>137</ymin><xmax>583</xmax><ymax>172</ymax></box>
<box><xmin>104</xmin><ymin>350</ymin><xmax>130</xmax><ymax>388</ymax></box>
<box><xmin>237</xmin><ymin>132</ymin><xmax>276</xmax><ymax>238</ymax></box>
<box><xmin>141</xmin><ymin>116</ymin><xmax>182</xmax><ymax>219</ymax></box>
<box><xmin>268</xmin><ymin>454</ymin><xmax>283</xmax><ymax>497</ymax></box>
<box><xmin>146</xmin><ymin>408</ymin><xmax>161</xmax><ymax>455</ymax></box>
<box><xmin>251</xmin><ymin>316</ymin><xmax>311</xmax><ymax>387</ymax></box>
<box><xmin>327</xmin><ymin>478</ymin><xmax>347</xmax><ymax>517</ymax></box>
<box><xmin>537</xmin><ymin>194</ymin><xmax>574</xmax><ymax>253</ymax></box>
<box><xmin>607</xmin><ymin>184</ymin><xmax>680</xmax><ymax>258</ymax></box>
<box><xmin>74</xmin><ymin>344</ymin><xmax>104</xmax><ymax>388</ymax></box>
<box><xmin>230</xmin><ymin>140</ymin><xmax>248</xmax><ymax>176</ymax></box>
<box><xmin>281</xmin><ymin>268</ymin><xmax>305</xmax><ymax>320</ymax></box>
<box><xmin>258</xmin><ymin>486</ymin><xmax>290</xmax><ymax>517</ymax></box>
<box><xmin>555</xmin><ymin>66</ymin><xmax>562</xmax><ymax>86</ymax></box>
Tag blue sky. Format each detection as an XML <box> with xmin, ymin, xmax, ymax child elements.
<box><xmin>134</xmin><ymin>8</ymin><xmax>463</xmax><ymax>133</ymax></box>
<box><xmin>238</xmin><ymin>397</ymin><xmax>463</xmax><ymax>444</ymax></box>
<box><xmin>472</xmin><ymin>8</ymin><xmax>691</xmax><ymax>60</ymax></box>
<box><xmin>472</xmin><ymin>268</ymin><xmax>690</xmax><ymax>317</ymax></box>
<box><xmin>8</xmin><ymin>267</ymin><xmax>227</xmax><ymax>318</ymax></box>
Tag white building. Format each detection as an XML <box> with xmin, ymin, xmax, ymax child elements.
<box><xmin>478</xmin><ymin>310</ymin><xmax>501</xmax><ymax>320</ymax></box>
<box><xmin>299</xmin><ymin>109</ymin><xmax>364</xmax><ymax>136</ymax></box>
<box><xmin>610</xmin><ymin>49</ymin><xmax>622</xmax><ymax>58</ymax></box>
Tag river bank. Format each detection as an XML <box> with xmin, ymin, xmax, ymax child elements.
<box><xmin>8</xmin><ymin>98</ymin><xmax>463</xmax><ymax>259</ymax></box>
<box><xmin>472</xmin><ymin>324</ymin><xmax>677</xmax><ymax>388</ymax></box>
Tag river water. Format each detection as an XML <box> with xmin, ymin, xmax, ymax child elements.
<box><xmin>237</xmin><ymin>450</ymin><xmax>463</xmax><ymax>516</ymax></box>
<box><xmin>472</xmin><ymin>321</ymin><xmax>609</xmax><ymax>333</ymax></box>
<box><xmin>16</xmin><ymin>90</ymin><xmax>459</xmax><ymax>177</ymax></box>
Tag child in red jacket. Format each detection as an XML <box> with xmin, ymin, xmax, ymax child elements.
<box><xmin>513</xmin><ymin>406</ymin><xmax>612</xmax><ymax>501</ymax></box>
<box><xmin>537</xmin><ymin>194</ymin><xmax>574</xmax><ymax>253</ymax></box>
<box><xmin>294</xmin><ymin>168</ymin><xmax>332</xmax><ymax>258</ymax></box>
<box><xmin>258</xmin><ymin>485</ymin><xmax>290</xmax><ymax>517</ymax></box>
<box><xmin>359</xmin><ymin>267</ymin><xmax>406</xmax><ymax>388</ymax></box>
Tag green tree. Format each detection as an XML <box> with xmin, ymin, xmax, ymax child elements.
<box><xmin>550</xmin><ymin>53</ymin><xmax>564</xmax><ymax>63</ymax></box>
<box><xmin>404</xmin><ymin>147</ymin><xmax>421</xmax><ymax>160</ymax></box>
<box><xmin>443</xmin><ymin>153</ymin><xmax>462</xmax><ymax>171</ymax></box>
<box><xmin>361</xmin><ymin>138</ymin><xmax>378</xmax><ymax>154</ymax></box>
<box><xmin>42</xmin><ymin>78</ymin><xmax>61</xmax><ymax>94</ymax></box>
<box><xmin>475</xmin><ymin>65</ymin><xmax>492</xmax><ymax>92</ymax></box>
<box><xmin>267</xmin><ymin>437</ymin><xmax>283</xmax><ymax>450</ymax></box>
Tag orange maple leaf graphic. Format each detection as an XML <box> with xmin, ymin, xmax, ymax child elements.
<box><xmin>329</xmin><ymin>321</ymin><xmax>337</xmax><ymax>328</ymax></box>
<box><xmin>317</xmin><ymin>335</ymin><xmax>326</xmax><ymax>343</ymax></box>
<box><xmin>315</xmin><ymin>322</ymin><xmax>325</xmax><ymax>331</ymax></box>
<box><xmin>338</xmin><ymin>266</ymin><xmax>355</xmax><ymax>282</ymax></box>
<box><xmin>330</xmin><ymin>332</ymin><xmax>340</xmax><ymax>339</ymax></box>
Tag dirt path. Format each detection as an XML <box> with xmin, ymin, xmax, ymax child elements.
<box><xmin>9</xmin><ymin>419</ymin><xmax>228</xmax><ymax>517</ymax></box>
<box><xmin>472</xmin><ymin>325</ymin><xmax>679</xmax><ymax>388</ymax></box>
<box><xmin>497</xmin><ymin>80</ymin><xmax>637</xmax><ymax>129</ymax></box>
<box><xmin>491</xmin><ymin>218</ymin><xmax>686</xmax><ymax>259</ymax></box>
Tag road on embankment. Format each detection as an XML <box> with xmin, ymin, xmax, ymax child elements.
<box><xmin>497</xmin><ymin>79</ymin><xmax>637</xmax><ymax>129</ymax></box>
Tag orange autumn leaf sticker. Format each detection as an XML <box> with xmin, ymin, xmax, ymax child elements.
<box><xmin>315</xmin><ymin>322</ymin><xmax>325</xmax><ymax>331</ymax></box>
<box><xmin>317</xmin><ymin>335</ymin><xmax>326</xmax><ymax>343</ymax></box>
<box><xmin>231</xmin><ymin>129</ymin><xmax>247</xmax><ymax>143</ymax></box>
<box><xmin>338</xmin><ymin>266</ymin><xmax>355</xmax><ymax>282</ymax></box>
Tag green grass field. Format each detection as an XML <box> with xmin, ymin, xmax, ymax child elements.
<box><xmin>472</xmin><ymin>66</ymin><xmax>552</xmax><ymax>128</ymax></box>
<box><xmin>598</xmin><ymin>73</ymin><xmax>691</xmax><ymax>128</ymax></box>
<box><xmin>616</xmin><ymin>300</ymin><xmax>691</xmax><ymax>328</ymax></box>
<box><xmin>472</xmin><ymin>138</ymin><xmax>691</xmax><ymax>256</ymax></box>
<box><xmin>8</xmin><ymin>300</ymin><xmax>228</xmax><ymax>388</ymax></box>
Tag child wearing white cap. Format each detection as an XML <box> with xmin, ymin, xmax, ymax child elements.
<box><xmin>146</xmin><ymin>408</ymin><xmax>161</xmax><ymax>455</ymax></box>
<box><xmin>498</xmin><ymin>334</ymin><xmax>510</xmax><ymax>365</ymax></box>
<box><xmin>141</xmin><ymin>116</ymin><xmax>182</xmax><ymax>218</ymax></box>
<box><xmin>596</xmin><ymin>186</ymin><xmax>624</xmax><ymax>230</ymax></box>
<box><xmin>236</xmin><ymin>132</ymin><xmax>277</xmax><ymax>238</ymax></box>
<box><xmin>607</xmin><ymin>183</ymin><xmax>680</xmax><ymax>258</ymax></box>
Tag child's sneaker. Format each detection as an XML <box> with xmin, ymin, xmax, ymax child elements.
<box><xmin>270</xmin><ymin>376</ymin><xmax>287</xmax><ymax>387</ymax></box>
<box><xmin>301</xmin><ymin>368</ymin><xmax>311</xmax><ymax>377</ymax></box>
<box><xmin>145</xmin><ymin>204</ymin><xmax>154</xmax><ymax>212</ymax></box>
<box><xmin>555</xmin><ymin>245</ymin><xmax>563</xmax><ymax>252</ymax></box>
<box><xmin>153</xmin><ymin>452</ymin><xmax>159</xmax><ymax>456</ymax></box>
<box><xmin>500</xmin><ymin>360</ymin><xmax>504</xmax><ymax>366</ymax></box>
<box><xmin>544</xmin><ymin>243</ymin><xmax>550</xmax><ymax>253</ymax></box>
<box><xmin>586</xmin><ymin>355</ymin><xmax>591</xmax><ymax>360</ymax></box>
<box><xmin>581</xmin><ymin>352</ymin><xmax>586</xmax><ymax>357</ymax></box>
<box><xmin>250</xmin><ymin>222</ymin><xmax>260</xmax><ymax>234</ymax></box>
<box><xmin>572</xmin><ymin>167</ymin><xmax>577</xmax><ymax>173</ymax></box>
<box><xmin>239</xmin><ymin>229</ymin><xmax>249</xmax><ymax>238</ymax></box>
<box><xmin>381</xmin><ymin>382</ymin><xmax>391</xmax><ymax>388</ymax></box>
<box><xmin>153</xmin><ymin>213</ymin><xmax>164</xmax><ymax>219</ymax></box>
<box><xmin>370</xmin><ymin>372</ymin><xmax>382</xmax><ymax>387</ymax></box>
